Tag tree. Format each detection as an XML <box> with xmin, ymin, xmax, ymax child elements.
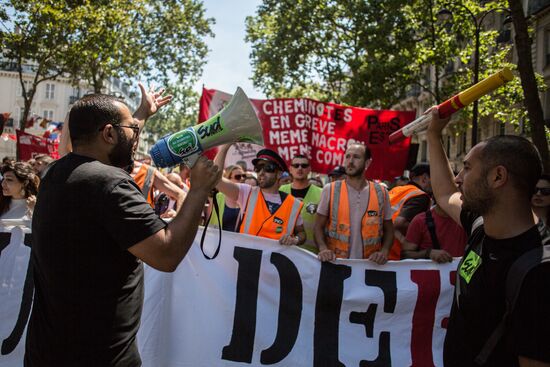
<box><xmin>246</xmin><ymin>0</ymin><xmax>547</xmax><ymax>168</ymax></box>
<box><xmin>1</xmin><ymin>0</ymin><xmax>214</xmax><ymax>152</ymax></box>
<box><xmin>67</xmin><ymin>0</ymin><xmax>214</xmax><ymax>94</ymax></box>
<box><xmin>508</xmin><ymin>0</ymin><xmax>549</xmax><ymax>172</ymax></box>
<box><xmin>245</xmin><ymin>0</ymin><xmax>418</xmax><ymax>106</ymax></box>
<box><xmin>145</xmin><ymin>82</ymin><xmax>200</xmax><ymax>141</ymax></box>
<box><xmin>0</xmin><ymin>0</ymin><xmax>80</xmax><ymax>131</ymax></box>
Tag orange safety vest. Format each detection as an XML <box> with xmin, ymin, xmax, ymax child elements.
<box><xmin>240</xmin><ymin>187</ymin><xmax>303</xmax><ymax>240</ymax></box>
<box><xmin>388</xmin><ymin>184</ymin><xmax>430</xmax><ymax>260</ymax></box>
<box><xmin>133</xmin><ymin>163</ymin><xmax>155</xmax><ymax>207</ymax></box>
<box><xmin>324</xmin><ymin>180</ymin><xmax>386</xmax><ymax>259</ymax></box>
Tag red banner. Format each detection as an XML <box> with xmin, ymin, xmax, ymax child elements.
<box><xmin>199</xmin><ymin>88</ymin><xmax>415</xmax><ymax>181</ymax></box>
<box><xmin>16</xmin><ymin>130</ymin><xmax>59</xmax><ymax>161</ymax></box>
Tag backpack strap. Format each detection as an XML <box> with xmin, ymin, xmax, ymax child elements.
<box><xmin>141</xmin><ymin>166</ymin><xmax>155</xmax><ymax>199</ymax></box>
<box><xmin>474</xmin><ymin>244</ymin><xmax>550</xmax><ymax>365</ymax></box>
<box><xmin>424</xmin><ymin>209</ymin><xmax>441</xmax><ymax>250</ymax></box>
<box><xmin>455</xmin><ymin>216</ymin><xmax>485</xmax><ymax>308</ymax></box>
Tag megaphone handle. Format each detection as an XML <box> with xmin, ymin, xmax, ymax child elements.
<box><xmin>183</xmin><ymin>153</ymin><xmax>201</xmax><ymax>168</ymax></box>
<box><xmin>200</xmin><ymin>189</ymin><xmax>222</xmax><ymax>260</ymax></box>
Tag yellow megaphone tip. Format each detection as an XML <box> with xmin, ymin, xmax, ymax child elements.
<box><xmin>500</xmin><ymin>67</ymin><xmax>514</xmax><ymax>82</ymax></box>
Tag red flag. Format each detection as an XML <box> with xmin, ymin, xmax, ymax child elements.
<box><xmin>198</xmin><ymin>88</ymin><xmax>415</xmax><ymax>181</ymax></box>
<box><xmin>16</xmin><ymin>130</ymin><xmax>59</xmax><ymax>161</ymax></box>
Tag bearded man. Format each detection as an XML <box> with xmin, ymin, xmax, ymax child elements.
<box><xmin>427</xmin><ymin>107</ymin><xmax>550</xmax><ymax>367</ymax></box>
<box><xmin>314</xmin><ymin>143</ymin><xmax>394</xmax><ymax>263</ymax></box>
<box><xmin>26</xmin><ymin>90</ymin><xmax>221</xmax><ymax>366</ymax></box>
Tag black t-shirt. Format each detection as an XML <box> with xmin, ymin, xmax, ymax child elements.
<box><xmin>222</xmin><ymin>204</ymin><xmax>240</xmax><ymax>231</ymax></box>
<box><xmin>25</xmin><ymin>153</ymin><xmax>166</xmax><ymax>367</ymax></box>
<box><xmin>290</xmin><ymin>186</ymin><xmax>310</xmax><ymax>200</ymax></box>
<box><xmin>444</xmin><ymin>210</ymin><xmax>550</xmax><ymax>366</ymax></box>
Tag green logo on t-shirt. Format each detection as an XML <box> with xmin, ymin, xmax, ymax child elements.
<box><xmin>459</xmin><ymin>251</ymin><xmax>482</xmax><ymax>284</ymax></box>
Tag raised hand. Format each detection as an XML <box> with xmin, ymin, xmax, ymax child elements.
<box><xmin>134</xmin><ymin>82</ymin><xmax>173</xmax><ymax>122</ymax></box>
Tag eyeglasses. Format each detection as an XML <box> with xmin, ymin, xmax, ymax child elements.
<box><xmin>232</xmin><ymin>174</ymin><xmax>244</xmax><ymax>180</ymax></box>
<box><xmin>99</xmin><ymin>124</ymin><xmax>140</xmax><ymax>136</ymax></box>
<box><xmin>534</xmin><ymin>187</ymin><xmax>550</xmax><ymax>196</ymax></box>
<box><xmin>254</xmin><ymin>163</ymin><xmax>277</xmax><ymax>173</ymax></box>
<box><xmin>291</xmin><ymin>163</ymin><xmax>310</xmax><ymax>169</ymax></box>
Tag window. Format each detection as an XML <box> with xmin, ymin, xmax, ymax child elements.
<box><xmin>14</xmin><ymin>107</ymin><xmax>25</xmax><ymax>125</ymax></box>
<box><xmin>45</xmin><ymin>83</ymin><xmax>55</xmax><ymax>99</ymax></box>
<box><xmin>16</xmin><ymin>81</ymin><xmax>31</xmax><ymax>97</ymax></box>
<box><xmin>43</xmin><ymin>110</ymin><xmax>54</xmax><ymax>120</ymax></box>
<box><xmin>546</xmin><ymin>28</ymin><xmax>550</xmax><ymax>67</ymax></box>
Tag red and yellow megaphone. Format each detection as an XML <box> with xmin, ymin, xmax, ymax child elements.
<box><xmin>389</xmin><ymin>68</ymin><xmax>514</xmax><ymax>144</ymax></box>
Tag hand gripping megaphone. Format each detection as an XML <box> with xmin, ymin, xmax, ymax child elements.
<box><xmin>150</xmin><ymin>87</ymin><xmax>264</xmax><ymax>168</ymax></box>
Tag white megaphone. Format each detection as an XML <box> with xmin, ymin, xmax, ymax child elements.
<box><xmin>150</xmin><ymin>87</ymin><xmax>264</xmax><ymax>168</ymax></box>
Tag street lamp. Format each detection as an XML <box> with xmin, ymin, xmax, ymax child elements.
<box><xmin>437</xmin><ymin>6</ymin><xmax>511</xmax><ymax>146</ymax></box>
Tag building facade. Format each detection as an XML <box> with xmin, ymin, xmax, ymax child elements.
<box><xmin>0</xmin><ymin>64</ymin><xmax>157</xmax><ymax>160</ymax></box>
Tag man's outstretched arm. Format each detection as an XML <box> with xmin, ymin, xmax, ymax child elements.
<box><xmin>426</xmin><ymin>107</ymin><xmax>462</xmax><ymax>225</ymax></box>
<box><xmin>128</xmin><ymin>156</ymin><xmax>221</xmax><ymax>272</ymax></box>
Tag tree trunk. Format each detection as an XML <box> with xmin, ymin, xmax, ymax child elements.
<box><xmin>509</xmin><ymin>0</ymin><xmax>550</xmax><ymax>172</ymax></box>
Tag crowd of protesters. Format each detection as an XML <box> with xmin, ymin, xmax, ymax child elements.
<box><xmin>0</xmin><ymin>83</ymin><xmax>547</xmax><ymax>367</ymax></box>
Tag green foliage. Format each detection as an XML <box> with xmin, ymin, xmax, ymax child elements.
<box><xmin>65</xmin><ymin>0</ymin><xmax>214</xmax><ymax>92</ymax></box>
<box><xmin>145</xmin><ymin>82</ymin><xmax>200</xmax><ymax>139</ymax></box>
<box><xmin>0</xmin><ymin>0</ymin><xmax>81</xmax><ymax>129</ymax></box>
<box><xmin>0</xmin><ymin>0</ymin><xmax>213</xmax><ymax>135</ymax></box>
<box><xmin>245</xmin><ymin>0</ymin><xmax>418</xmax><ymax>106</ymax></box>
<box><xmin>246</xmin><ymin>0</ymin><xmax>546</xmax><ymax>133</ymax></box>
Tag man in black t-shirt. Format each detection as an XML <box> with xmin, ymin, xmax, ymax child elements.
<box><xmin>25</xmin><ymin>90</ymin><xmax>221</xmax><ymax>366</ymax></box>
<box><xmin>426</xmin><ymin>107</ymin><xmax>550</xmax><ymax>367</ymax></box>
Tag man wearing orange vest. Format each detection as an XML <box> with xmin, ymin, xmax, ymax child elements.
<box><xmin>388</xmin><ymin>163</ymin><xmax>432</xmax><ymax>260</ymax></box>
<box><xmin>215</xmin><ymin>144</ymin><xmax>306</xmax><ymax>245</ymax></box>
<box><xmin>131</xmin><ymin>161</ymin><xmax>187</xmax><ymax>211</ymax></box>
<box><xmin>314</xmin><ymin>143</ymin><xmax>394</xmax><ymax>264</ymax></box>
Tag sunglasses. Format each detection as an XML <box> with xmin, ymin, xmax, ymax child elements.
<box><xmin>254</xmin><ymin>163</ymin><xmax>278</xmax><ymax>173</ymax></box>
<box><xmin>291</xmin><ymin>163</ymin><xmax>310</xmax><ymax>169</ymax></box>
<box><xmin>534</xmin><ymin>187</ymin><xmax>550</xmax><ymax>196</ymax></box>
<box><xmin>232</xmin><ymin>174</ymin><xmax>245</xmax><ymax>180</ymax></box>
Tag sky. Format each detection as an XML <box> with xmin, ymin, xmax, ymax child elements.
<box><xmin>194</xmin><ymin>0</ymin><xmax>266</xmax><ymax>99</ymax></box>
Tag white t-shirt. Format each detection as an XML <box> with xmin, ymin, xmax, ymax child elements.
<box><xmin>1</xmin><ymin>199</ymin><xmax>30</xmax><ymax>220</ymax></box>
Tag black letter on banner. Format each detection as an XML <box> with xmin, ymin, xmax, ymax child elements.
<box><xmin>1</xmin><ymin>233</ymin><xmax>34</xmax><ymax>355</ymax></box>
<box><xmin>350</xmin><ymin>303</ymin><xmax>378</xmax><ymax>338</ymax></box>
<box><xmin>222</xmin><ymin>247</ymin><xmax>262</xmax><ymax>363</ymax></box>
<box><xmin>365</xmin><ymin>270</ymin><xmax>396</xmax><ymax>313</ymax></box>
<box><xmin>313</xmin><ymin>262</ymin><xmax>351</xmax><ymax>367</ymax></box>
<box><xmin>260</xmin><ymin>253</ymin><xmax>302</xmax><ymax>364</ymax></box>
<box><xmin>356</xmin><ymin>270</ymin><xmax>397</xmax><ymax>367</ymax></box>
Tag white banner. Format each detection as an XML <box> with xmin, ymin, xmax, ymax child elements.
<box><xmin>1</xmin><ymin>226</ymin><xmax>457</xmax><ymax>367</ymax></box>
